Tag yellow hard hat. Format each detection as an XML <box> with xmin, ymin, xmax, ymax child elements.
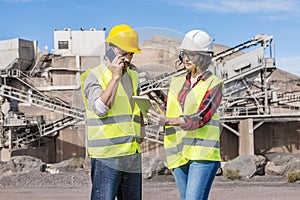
<box><xmin>105</xmin><ymin>24</ymin><xmax>141</xmax><ymax>53</ymax></box>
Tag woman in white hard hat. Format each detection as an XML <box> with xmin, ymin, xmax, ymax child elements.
<box><xmin>148</xmin><ymin>30</ymin><xmax>223</xmax><ymax>200</ymax></box>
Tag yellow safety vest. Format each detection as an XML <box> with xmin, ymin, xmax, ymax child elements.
<box><xmin>80</xmin><ymin>64</ymin><xmax>141</xmax><ymax>158</ymax></box>
<box><xmin>164</xmin><ymin>74</ymin><xmax>223</xmax><ymax>169</ymax></box>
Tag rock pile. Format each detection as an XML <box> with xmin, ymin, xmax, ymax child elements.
<box><xmin>1</xmin><ymin>153</ymin><xmax>299</xmax><ymax>185</ymax></box>
<box><xmin>222</xmin><ymin>153</ymin><xmax>300</xmax><ymax>182</ymax></box>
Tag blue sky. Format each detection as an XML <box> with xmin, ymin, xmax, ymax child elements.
<box><xmin>1</xmin><ymin>0</ymin><xmax>300</xmax><ymax>75</ymax></box>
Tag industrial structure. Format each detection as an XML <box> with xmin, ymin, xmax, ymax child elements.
<box><xmin>1</xmin><ymin>29</ymin><xmax>300</xmax><ymax>162</ymax></box>
<box><xmin>0</xmin><ymin>28</ymin><xmax>105</xmax><ymax>162</ymax></box>
<box><xmin>140</xmin><ymin>34</ymin><xmax>300</xmax><ymax>159</ymax></box>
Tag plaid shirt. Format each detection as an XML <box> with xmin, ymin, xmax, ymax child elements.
<box><xmin>176</xmin><ymin>71</ymin><xmax>223</xmax><ymax>130</ymax></box>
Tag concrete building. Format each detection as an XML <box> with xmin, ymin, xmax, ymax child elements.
<box><xmin>54</xmin><ymin>27</ymin><xmax>105</xmax><ymax>57</ymax></box>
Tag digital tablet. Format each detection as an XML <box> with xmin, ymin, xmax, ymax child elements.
<box><xmin>132</xmin><ymin>96</ymin><xmax>154</xmax><ymax>118</ymax></box>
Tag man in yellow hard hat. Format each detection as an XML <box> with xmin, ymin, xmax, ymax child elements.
<box><xmin>80</xmin><ymin>24</ymin><xmax>144</xmax><ymax>200</ymax></box>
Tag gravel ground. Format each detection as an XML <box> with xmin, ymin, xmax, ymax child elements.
<box><xmin>0</xmin><ymin>169</ymin><xmax>300</xmax><ymax>200</ymax></box>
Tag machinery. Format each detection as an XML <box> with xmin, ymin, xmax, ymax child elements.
<box><xmin>0</xmin><ymin>69</ymin><xmax>84</xmax><ymax>148</ymax></box>
<box><xmin>139</xmin><ymin>34</ymin><xmax>300</xmax><ymax>143</ymax></box>
<box><xmin>1</xmin><ymin>33</ymin><xmax>300</xmax><ymax>158</ymax></box>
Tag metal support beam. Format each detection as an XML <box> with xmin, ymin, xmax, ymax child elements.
<box><xmin>239</xmin><ymin>118</ymin><xmax>254</xmax><ymax>155</ymax></box>
<box><xmin>221</xmin><ymin>122</ymin><xmax>240</xmax><ymax>136</ymax></box>
<box><xmin>253</xmin><ymin>121</ymin><xmax>264</xmax><ymax>131</ymax></box>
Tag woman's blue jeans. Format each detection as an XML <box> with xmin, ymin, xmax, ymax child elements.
<box><xmin>173</xmin><ymin>160</ymin><xmax>220</xmax><ymax>200</ymax></box>
<box><xmin>90</xmin><ymin>154</ymin><xmax>142</xmax><ymax>200</ymax></box>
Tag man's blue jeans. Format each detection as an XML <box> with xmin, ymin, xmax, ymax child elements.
<box><xmin>173</xmin><ymin>160</ymin><xmax>220</xmax><ymax>200</ymax></box>
<box><xmin>90</xmin><ymin>154</ymin><xmax>142</xmax><ymax>200</ymax></box>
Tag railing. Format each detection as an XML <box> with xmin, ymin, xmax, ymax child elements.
<box><xmin>12</xmin><ymin>116</ymin><xmax>82</xmax><ymax>147</ymax></box>
<box><xmin>220</xmin><ymin>105</ymin><xmax>300</xmax><ymax>121</ymax></box>
<box><xmin>0</xmin><ymin>85</ymin><xmax>84</xmax><ymax>120</ymax></box>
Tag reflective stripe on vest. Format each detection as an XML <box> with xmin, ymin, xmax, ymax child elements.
<box><xmin>87</xmin><ymin>135</ymin><xmax>140</xmax><ymax>147</ymax></box>
<box><xmin>164</xmin><ymin>74</ymin><xmax>223</xmax><ymax>169</ymax></box>
<box><xmin>86</xmin><ymin>115</ymin><xmax>141</xmax><ymax>126</ymax></box>
<box><xmin>80</xmin><ymin>64</ymin><xmax>141</xmax><ymax>158</ymax></box>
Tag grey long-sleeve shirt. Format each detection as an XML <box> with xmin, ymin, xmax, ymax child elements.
<box><xmin>83</xmin><ymin>66</ymin><xmax>135</xmax><ymax>117</ymax></box>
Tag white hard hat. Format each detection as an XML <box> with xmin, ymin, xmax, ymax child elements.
<box><xmin>178</xmin><ymin>30</ymin><xmax>214</xmax><ymax>52</ymax></box>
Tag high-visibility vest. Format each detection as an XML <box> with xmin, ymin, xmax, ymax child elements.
<box><xmin>164</xmin><ymin>74</ymin><xmax>223</xmax><ymax>169</ymax></box>
<box><xmin>80</xmin><ymin>64</ymin><xmax>141</xmax><ymax>158</ymax></box>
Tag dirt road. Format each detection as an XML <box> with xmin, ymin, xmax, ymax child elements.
<box><xmin>0</xmin><ymin>171</ymin><xmax>299</xmax><ymax>200</ymax></box>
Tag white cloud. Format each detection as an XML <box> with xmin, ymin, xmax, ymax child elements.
<box><xmin>277</xmin><ymin>56</ymin><xmax>300</xmax><ymax>76</ymax></box>
<box><xmin>3</xmin><ymin>0</ymin><xmax>31</xmax><ymax>2</ymax></box>
<box><xmin>164</xmin><ymin>0</ymin><xmax>300</xmax><ymax>16</ymax></box>
<box><xmin>2</xmin><ymin>0</ymin><xmax>45</xmax><ymax>2</ymax></box>
<box><xmin>195</xmin><ymin>0</ymin><xmax>296</xmax><ymax>14</ymax></box>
